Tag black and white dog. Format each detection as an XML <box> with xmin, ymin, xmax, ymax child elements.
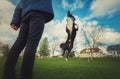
<box><xmin>60</xmin><ymin>11</ymin><xmax>78</xmax><ymax>60</ymax></box>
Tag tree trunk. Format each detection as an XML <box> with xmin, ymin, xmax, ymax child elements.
<box><xmin>90</xmin><ymin>51</ymin><xmax>93</xmax><ymax>61</ymax></box>
<box><xmin>87</xmin><ymin>57</ymin><xmax>90</xmax><ymax>62</ymax></box>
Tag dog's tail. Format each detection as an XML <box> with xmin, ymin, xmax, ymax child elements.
<box><xmin>60</xmin><ymin>43</ymin><xmax>66</xmax><ymax>50</ymax></box>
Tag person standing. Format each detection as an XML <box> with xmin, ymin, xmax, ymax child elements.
<box><xmin>3</xmin><ymin>0</ymin><xmax>54</xmax><ymax>79</ymax></box>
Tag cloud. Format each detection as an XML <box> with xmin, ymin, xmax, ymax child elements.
<box><xmin>103</xmin><ymin>28</ymin><xmax>120</xmax><ymax>44</ymax></box>
<box><xmin>0</xmin><ymin>0</ymin><xmax>15</xmax><ymax>24</ymax></box>
<box><xmin>1</xmin><ymin>0</ymin><xmax>120</xmax><ymax>53</ymax></box>
<box><xmin>85</xmin><ymin>21</ymin><xmax>120</xmax><ymax>45</ymax></box>
<box><xmin>86</xmin><ymin>0</ymin><xmax>120</xmax><ymax>19</ymax></box>
<box><xmin>81</xmin><ymin>20</ymin><xmax>120</xmax><ymax>45</ymax></box>
<box><xmin>41</xmin><ymin>16</ymin><xmax>86</xmax><ymax>52</ymax></box>
<box><xmin>61</xmin><ymin>0</ymin><xmax>87</xmax><ymax>11</ymax></box>
<box><xmin>0</xmin><ymin>0</ymin><xmax>18</xmax><ymax>44</ymax></box>
<box><xmin>43</xmin><ymin>18</ymin><xmax>67</xmax><ymax>42</ymax></box>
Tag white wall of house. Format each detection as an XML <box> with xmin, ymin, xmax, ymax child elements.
<box><xmin>108</xmin><ymin>51</ymin><xmax>120</xmax><ymax>57</ymax></box>
<box><xmin>79</xmin><ymin>53</ymin><xmax>103</xmax><ymax>58</ymax></box>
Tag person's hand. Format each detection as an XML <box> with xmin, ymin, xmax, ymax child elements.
<box><xmin>11</xmin><ymin>24</ymin><xmax>18</xmax><ymax>31</ymax></box>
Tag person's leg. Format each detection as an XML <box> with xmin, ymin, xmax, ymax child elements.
<box><xmin>21</xmin><ymin>12</ymin><xmax>45</xmax><ymax>79</ymax></box>
<box><xmin>3</xmin><ymin>20</ymin><xmax>29</xmax><ymax>79</ymax></box>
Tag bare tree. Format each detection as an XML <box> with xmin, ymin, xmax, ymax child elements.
<box><xmin>50</xmin><ymin>37</ymin><xmax>59</xmax><ymax>57</ymax></box>
<box><xmin>81</xmin><ymin>24</ymin><xmax>105</xmax><ymax>61</ymax></box>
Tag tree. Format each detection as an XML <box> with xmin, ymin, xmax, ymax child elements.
<box><xmin>81</xmin><ymin>24</ymin><xmax>105</xmax><ymax>61</ymax></box>
<box><xmin>49</xmin><ymin>37</ymin><xmax>59</xmax><ymax>57</ymax></box>
<box><xmin>38</xmin><ymin>37</ymin><xmax>49</xmax><ymax>57</ymax></box>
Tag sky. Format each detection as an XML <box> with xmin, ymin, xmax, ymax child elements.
<box><xmin>52</xmin><ymin>0</ymin><xmax>120</xmax><ymax>32</ymax></box>
<box><xmin>0</xmin><ymin>0</ymin><xmax>120</xmax><ymax>53</ymax></box>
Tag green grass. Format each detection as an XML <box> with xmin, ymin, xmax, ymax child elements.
<box><xmin>0</xmin><ymin>57</ymin><xmax>120</xmax><ymax>79</ymax></box>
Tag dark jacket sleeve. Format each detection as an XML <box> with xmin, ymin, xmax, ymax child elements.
<box><xmin>11</xmin><ymin>2</ymin><xmax>22</xmax><ymax>28</ymax></box>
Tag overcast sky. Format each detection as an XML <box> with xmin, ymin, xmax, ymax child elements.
<box><xmin>0</xmin><ymin>0</ymin><xmax>120</xmax><ymax>52</ymax></box>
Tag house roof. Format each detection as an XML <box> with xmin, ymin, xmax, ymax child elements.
<box><xmin>107</xmin><ymin>44</ymin><xmax>120</xmax><ymax>51</ymax></box>
<box><xmin>80</xmin><ymin>48</ymin><xmax>103</xmax><ymax>54</ymax></box>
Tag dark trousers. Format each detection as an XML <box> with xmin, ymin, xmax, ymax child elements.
<box><xmin>3</xmin><ymin>11</ymin><xmax>45</xmax><ymax>79</ymax></box>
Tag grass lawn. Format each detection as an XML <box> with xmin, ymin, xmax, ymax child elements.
<box><xmin>0</xmin><ymin>57</ymin><xmax>120</xmax><ymax>79</ymax></box>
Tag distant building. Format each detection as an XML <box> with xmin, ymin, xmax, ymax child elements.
<box><xmin>107</xmin><ymin>44</ymin><xmax>120</xmax><ymax>57</ymax></box>
<box><xmin>79</xmin><ymin>48</ymin><xmax>103</xmax><ymax>58</ymax></box>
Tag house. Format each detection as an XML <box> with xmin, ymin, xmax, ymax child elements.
<box><xmin>107</xmin><ymin>44</ymin><xmax>120</xmax><ymax>57</ymax></box>
<box><xmin>79</xmin><ymin>48</ymin><xmax>103</xmax><ymax>58</ymax></box>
